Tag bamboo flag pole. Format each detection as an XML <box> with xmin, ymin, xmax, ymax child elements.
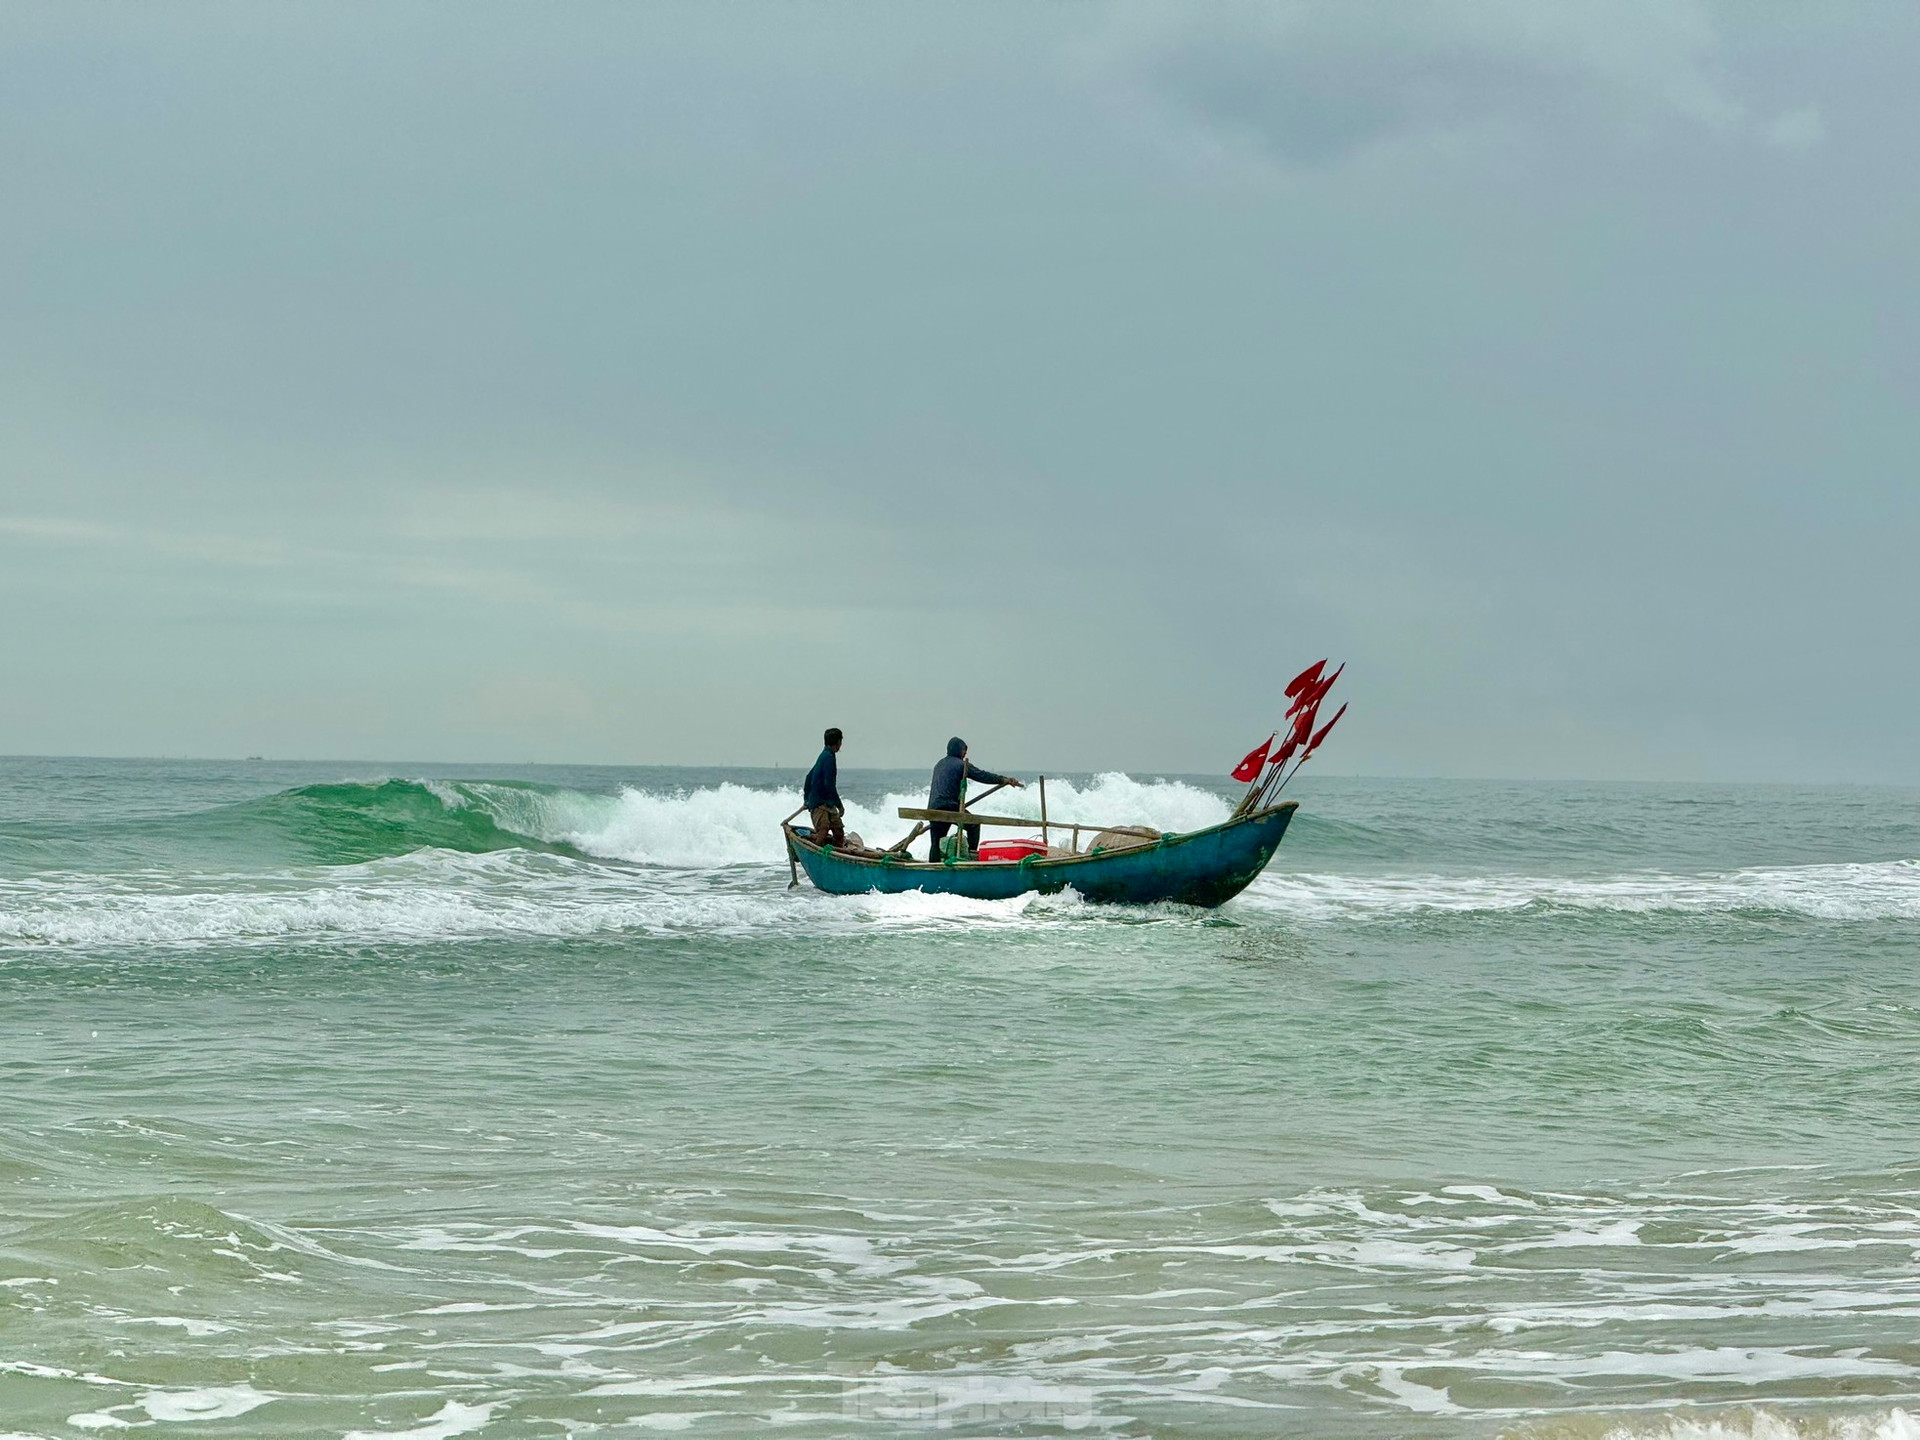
<box><xmin>1039</xmin><ymin>775</ymin><xmax>1048</xmax><ymax>846</ymax></box>
<box><xmin>1233</xmin><ymin>766</ymin><xmax>1266</xmax><ymax>819</ymax></box>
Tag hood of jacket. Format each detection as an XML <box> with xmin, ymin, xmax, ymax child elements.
<box><xmin>946</xmin><ymin>736</ymin><xmax>967</xmax><ymax>758</ymax></box>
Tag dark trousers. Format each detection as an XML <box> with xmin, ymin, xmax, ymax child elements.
<box><xmin>927</xmin><ymin>820</ymin><xmax>979</xmax><ymax>861</ymax></box>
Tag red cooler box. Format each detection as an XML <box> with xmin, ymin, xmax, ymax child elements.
<box><xmin>976</xmin><ymin>837</ymin><xmax>1047</xmax><ymax>862</ymax></box>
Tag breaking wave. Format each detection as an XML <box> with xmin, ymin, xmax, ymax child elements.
<box><xmin>108</xmin><ymin>772</ymin><xmax>1234</xmax><ymax>870</ymax></box>
<box><xmin>499</xmin><ymin>769</ymin><xmax>1230</xmax><ymax>868</ymax></box>
<box><xmin>2</xmin><ymin>775</ymin><xmax>1915</xmax><ymax>951</ymax></box>
<box><xmin>0</xmin><ymin>774</ymin><xmax>1230</xmax><ymax>950</ymax></box>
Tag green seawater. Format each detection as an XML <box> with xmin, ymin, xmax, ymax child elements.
<box><xmin>2</xmin><ymin>757</ymin><xmax>1919</xmax><ymax>1438</ymax></box>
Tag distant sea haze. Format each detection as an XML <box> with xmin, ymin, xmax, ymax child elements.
<box><xmin>3</xmin><ymin>756</ymin><xmax>1918</xmax><ymax>1437</ymax></box>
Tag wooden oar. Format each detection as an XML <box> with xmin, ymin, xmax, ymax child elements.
<box><xmin>962</xmin><ymin>780</ymin><xmax>1010</xmax><ymax>813</ymax></box>
<box><xmin>782</xmin><ymin>804</ymin><xmax>806</xmax><ymax>888</ymax></box>
<box><xmin>897</xmin><ymin>807</ymin><xmax>1155</xmax><ymax>838</ymax></box>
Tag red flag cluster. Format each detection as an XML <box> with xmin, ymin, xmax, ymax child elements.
<box><xmin>1228</xmin><ymin>659</ymin><xmax>1350</xmax><ymax>806</ymax></box>
<box><xmin>1288</xmin><ymin>662</ymin><xmax>1342</xmax><ymax>719</ymax></box>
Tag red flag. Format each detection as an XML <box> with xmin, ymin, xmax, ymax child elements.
<box><xmin>1305</xmin><ymin>703</ymin><xmax>1347</xmax><ymax>756</ymax></box>
<box><xmin>1284</xmin><ymin>660</ymin><xmax>1326</xmax><ymax>701</ymax></box>
<box><xmin>1269</xmin><ymin>731</ymin><xmax>1301</xmax><ymax>770</ymax></box>
<box><xmin>1231</xmin><ymin>734</ymin><xmax>1273</xmax><ymax>783</ymax></box>
<box><xmin>1287</xmin><ymin>662</ymin><xmax>1344</xmax><ymax>718</ymax></box>
<box><xmin>1290</xmin><ymin>699</ymin><xmax>1319</xmax><ymax>747</ymax></box>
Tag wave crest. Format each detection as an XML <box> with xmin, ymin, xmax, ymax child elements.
<box><xmin>211</xmin><ymin>773</ymin><xmax>1234</xmax><ymax>871</ymax></box>
<box><xmin>6</xmin><ymin>776</ymin><xmax>1915</xmax><ymax>950</ymax></box>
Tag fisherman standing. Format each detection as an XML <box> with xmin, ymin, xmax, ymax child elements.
<box><xmin>804</xmin><ymin>727</ymin><xmax>846</xmax><ymax>849</ymax></box>
<box><xmin>927</xmin><ymin>736</ymin><xmax>1021</xmax><ymax>861</ymax></box>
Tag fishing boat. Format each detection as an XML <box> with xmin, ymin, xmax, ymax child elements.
<box><xmin>785</xmin><ymin>796</ymin><xmax>1297</xmax><ymax>908</ymax></box>
<box><xmin>781</xmin><ymin>659</ymin><xmax>1348</xmax><ymax>909</ymax></box>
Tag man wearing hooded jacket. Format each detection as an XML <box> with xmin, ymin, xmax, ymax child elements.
<box><xmin>926</xmin><ymin>736</ymin><xmax>1022</xmax><ymax>861</ymax></box>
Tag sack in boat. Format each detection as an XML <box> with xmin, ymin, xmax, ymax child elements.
<box><xmin>1090</xmin><ymin>828</ymin><xmax>1159</xmax><ymax>852</ymax></box>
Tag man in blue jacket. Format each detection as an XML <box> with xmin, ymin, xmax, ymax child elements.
<box><xmin>927</xmin><ymin>736</ymin><xmax>1022</xmax><ymax>861</ymax></box>
<box><xmin>803</xmin><ymin>727</ymin><xmax>845</xmax><ymax>849</ymax></box>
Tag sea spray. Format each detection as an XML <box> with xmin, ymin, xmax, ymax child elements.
<box><xmin>547</xmin><ymin>771</ymin><xmax>1232</xmax><ymax>867</ymax></box>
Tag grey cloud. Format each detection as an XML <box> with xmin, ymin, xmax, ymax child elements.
<box><xmin>1093</xmin><ymin>0</ymin><xmax>1782</xmax><ymax>166</ymax></box>
<box><xmin>1763</xmin><ymin>105</ymin><xmax>1825</xmax><ymax>152</ymax></box>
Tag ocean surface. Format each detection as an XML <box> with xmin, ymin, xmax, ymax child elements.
<box><xmin>3</xmin><ymin>757</ymin><xmax>1919</xmax><ymax>1440</ymax></box>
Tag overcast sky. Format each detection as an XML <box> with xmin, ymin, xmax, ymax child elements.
<box><xmin>2</xmin><ymin>2</ymin><xmax>1914</xmax><ymax>779</ymax></box>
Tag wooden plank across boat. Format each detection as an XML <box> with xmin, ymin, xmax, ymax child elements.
<box><xmin>783</xmin><ymin>800</ymin><xmax>1296</xmax><ymax>909</ymax></box>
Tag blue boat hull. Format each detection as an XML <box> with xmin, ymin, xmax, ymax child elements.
<box><xmin>787</xmin><ymin>803</ymin><xmax>1295</xmax><ymax>909</ymax></box>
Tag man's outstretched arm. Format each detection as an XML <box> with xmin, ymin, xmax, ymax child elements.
<box><xmin>964</xmin><ymin>761</ymin><xmax>1021</xmax><ymax>788</ymax></box>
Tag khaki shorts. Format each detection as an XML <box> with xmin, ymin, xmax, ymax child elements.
<box><xmin>809</xmin><ymin>805</ymin><xmax>846</xmax><ymax>847</ymax></box>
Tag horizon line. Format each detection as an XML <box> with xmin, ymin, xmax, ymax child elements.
<box><xmin>0</xmin><ymin>753</ymin><xmax>1912</xmax><ymax>792</ymax></box>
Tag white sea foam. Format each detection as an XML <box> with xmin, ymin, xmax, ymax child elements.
<box><xmin>68</xmin><ymin>1384</ymin><xmax>274</xmax><ymax>1430</ymax></box>
<box><xmin>343</xmin><ymin>1401</ymin><xmax>493</xmax><ymax>1440</ymax></box>
<box><xmin>462</xmin><ymin>771</ymin><xmax>1230</xmax><ymax>869</ymax></box>
<box><xmin>567</xmin><ymin>1222</ymin><xmax>908</xmax><ymax>1277</ymax></box>
<box><xmin>1561</xmin><ymin>1409</ymin><xmax>1920</xmax><ymax>1439</ymax></box>
<box><xmin>135</xmin><ymin>1386</ymin><xmax>275</xmax><ymax>1422</ymax></box>
<box><xmin>268</xmin><ymin>1178</ymin><xmax>1920</xmax><ymax>1431</ymax></box>
<box><xmin>112</xmin><ymin>1314</ymin><xmax>231</xmax><ymax>1337</ymax></box>
<box><xmin>1242</xmin><ymin>858</ymin><xmax>1920</xmax><ymax>924</ymax></box>
<box><xmin>0</xmin><ymin>848</ymin><xmax>1094</xmax><ymax>950</ymax></box>
<box><xmin>3</xmin><ymin>847</ymin><xmax>1915</xmax><ymax>950</ymax></box>
<box><xmin>28</xmin><ymin>1174</ymin><xmax>1920</xmax><ymax>1434</ymax></box>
